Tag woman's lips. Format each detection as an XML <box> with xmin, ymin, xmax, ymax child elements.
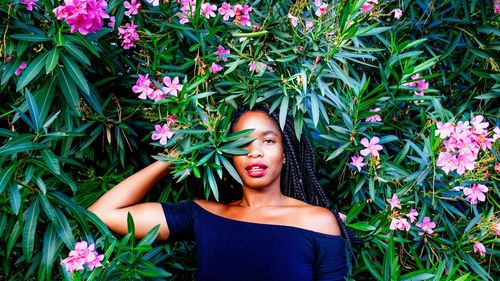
<box><xmin>245</xmin><ymin>164</ymin><xmax>268</xmax><ymax>177</ymax></box>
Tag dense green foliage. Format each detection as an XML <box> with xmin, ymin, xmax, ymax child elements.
<box><xmin>1</xmin><ymin>0</ymin><xmax>499</xmax><ymax>280</ymax></box>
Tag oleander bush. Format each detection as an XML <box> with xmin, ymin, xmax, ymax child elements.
<box><xmin>0</xmin><ymin>0</ymin><xmax>499</xmax><ymax>280</ymax></box>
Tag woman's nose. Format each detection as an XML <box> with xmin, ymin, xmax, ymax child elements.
<box><xmin>247</xmin><ymin>144</ymin><xmax>263</xmax><ymax>158</ymax></box>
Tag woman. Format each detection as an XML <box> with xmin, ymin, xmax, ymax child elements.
<box><xmin>88</xmin><ymin>105</ymin><xmax>349</xmax><ymax>280</ymax></box>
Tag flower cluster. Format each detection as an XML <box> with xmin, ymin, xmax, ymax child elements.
<box><xmin>152</xmin><ymin>116</ymin><xmax>176</xmax><ymax>145</ymax></box>
<box><xmin>387</xmin><ymin>194</ymin><xmax>436</xmax><ymax>235</ymax></box>
<box><xmin>495</xmin><ymin>0</ymin><xmax>500</xmax><ymax>14</ymax></box>
<box><xmin>53</xmin><ymin>0</ymin><xmax>110</xmax><ymax>35</ymax></box>
<box><xmin>177</xmin><ymin>1</ymin><xmax>252</xmax><ymax>26</ymax></box>
<box><xmin>133</xmin><ymin>74</ymin><xmax>183</xmax><ymax>101</ymax></box>
<box><xmin>124</xmin><ymin>0</ymin><xmax>141</xmax><ymax>17</ymax></box>
<box><xmin>314</xmin><ymin>0</ymin><xmax>329</xmax><ymax>17</ymax></box>
<box><xmin>209</xmin><ymin>45</ymin><xmax>230</xmax><ymax>74</ymax></box>
<box><xmin>436</xmin><ymin>115</ymin><xmax>497</xmax><ymax>175</ymax></box>
<box><xmin>349</xmin><ymin>136</ymin><xmax>384</xmax><ymax>172</ymax></box>
<box><xmin>453</xmin><ymin>184</ymin><xmax>489</xmax><ymax>205</ymax></box>
<box><xmin>118</xmin><ymin>22</ymin><xmax>139</xmax><ymax>49</ymax></box>
<box><xmin>60</xmin><ymin>241</ymin><xmax>104</xmax><ymax>273</ymax></box>
<box><xmin>405</xmin><ymin>73</ymin><xmax>429</xmax><ymax>96</ymax></box>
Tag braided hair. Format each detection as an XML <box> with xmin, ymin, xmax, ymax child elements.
<box><xmin>225</xmin><ymin>105</ymin><xmax>355</xmax><ymax>270</ymax></box>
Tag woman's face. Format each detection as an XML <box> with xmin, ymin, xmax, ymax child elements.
<box><xmin>232</xmin><ymin>111</ymin><xmax>285</xmax><ymax>190</ymax></box>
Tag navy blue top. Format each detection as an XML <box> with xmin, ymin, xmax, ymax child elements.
<box><xmin>161</xmin><ymin>201</ymin><xmax>347</xmax><ymax>281</ymax></box>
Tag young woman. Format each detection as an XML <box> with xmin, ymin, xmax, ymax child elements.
<box><xmin>88</xmin><ymin>105</ymin><xmax>349</xmax><ymax>280</ymax></box>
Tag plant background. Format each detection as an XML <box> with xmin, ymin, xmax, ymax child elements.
<box><xmin>0</xmin><ymin>0</ymin><xmax>499</xmax><ymax>280</ymax></box>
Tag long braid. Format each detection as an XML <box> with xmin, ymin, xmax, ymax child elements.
<box><xmin>229</xmin><ymin>105</ymin><xmax>356</xmax><ymax>272</ymax></box>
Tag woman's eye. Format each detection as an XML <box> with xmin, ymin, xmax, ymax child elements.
<box><xmin>264</xmin><ymin>139</ymin><xmax>275</xmax><ymax>144</ymax></box>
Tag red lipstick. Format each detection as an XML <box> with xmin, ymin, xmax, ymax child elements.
<box><xmin>245</xmin><ymin>163</ymin><xmax>268</xmax><ymax>177</ymax></box>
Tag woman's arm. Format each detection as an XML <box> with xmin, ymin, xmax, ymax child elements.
<box><xmin>87</xmin><ymin>161</ymin><xmax>172</xmax><ymax>240</ymax></box>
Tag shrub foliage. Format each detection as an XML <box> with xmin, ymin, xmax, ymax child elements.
<box><xmin>0</xmin><ymin>0</ymin><xmax>499</xmax><ymax>280</ymax></box>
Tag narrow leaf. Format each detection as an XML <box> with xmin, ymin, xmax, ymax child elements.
<box><xmin>45</xmin><ymin>48</ymin><xmax>60</xmax><ymax>74</ymax></box>
<box><xmin>7</xmin><ymin>182</ymin><xmax>22</xmax><ymax>214</ymax></box>
<box><xmin>40</xmin><ymin>149</ymin><xmax>61</xmax><ymax>175</ymax></box>
<box><xmin>16</xmin><ymin>52</ymin><xmax>48</xmax><ymax>91</ymax></box>
<box><xmin>23</xmin><ymin>198</ymin><xmax>40</xmax><ymax>262</ymax></box>
<box><xmin>219</xmin><ymin>155</ymin><xmax>242</xmax><ymax>184</ymax></box>
<box><xmin>25</xmin><ymin>89</ymin><xmax>41</xmax><ymax>132</ymax></box>
<box><xmin>61</xmin><ymin>54</ymin><xmax>90</xmax><ymax>95</ymax></box>
<box><xmin>0</xmin><ymin>165</ymin><xmax>17</xmax><ymax>193</ymax></box>
<box><xmin>57</xmin><ymin>68</ymin><xmax>80</xmax><ymax>115</ymax></box>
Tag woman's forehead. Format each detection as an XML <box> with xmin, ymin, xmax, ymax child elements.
<box><xmin>233</xmin><ymin>111</ymin><xmax>281</xmax><ymax>133</ymax></box>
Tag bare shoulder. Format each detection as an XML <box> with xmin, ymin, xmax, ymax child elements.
<box><xmin>299</xmin><ymin>205</ymin><xmax>341</xmax><ymax>236</ymax></box>
<box><xmin>193</xmin><ymin>199</ymin><xmax>224</xmax><ymax>213</ymax></box>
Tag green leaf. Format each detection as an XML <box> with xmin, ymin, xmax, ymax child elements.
<box><xmin>57</xmin><ymin>68</ymin><xmax>80</xmax><ymax>115</ymax></box>
<box><xmin>137</xmin><ymin>225</ymin><xmax>160</xmax><ymax>246</ymax></box>
<box><xmin>7</xmin><ymin>222</ymin><xmax>21</xmax><ymax>259</ymax></box>
<box><xmin>127</xmin><ymin>212</ymin><xmax>136</xmax><ymax>242</ymax></box>
<box><xmin>7</xmin><ymin>182</ymin><xmax>21</xmax><ymax>215</ymax></box>
<box><xmin>16</xmin><ymin>52</ymin><xmax>48</xmax><ymax>91</ymax></box>
<box><xmin>53</xmin><ymin>207</ymin><xmax>76</xmax><ymax>248</ymax></box>
<box><xmin>23</xmin><ymin>198</ymin><xmax>40</xmax><ymax>262</ymax></box>
<box><xmin>64</xmin><ymin>42</ymin><xmax>91</xmax><ymax>66</ymax></box>
<box><xmin>25</xmin><ymin>89</ymin><xmax>41</xmax><ymax>132</ymax></box>
<box><xmin>0</xmin><ymin>165</ymin><xmax>17</xmax><ymax>193</ymax></box>
<box><xmin>347</xmin><ymin>221</ymin><xmax>376</xmax><ymax>231</ymax></box>
<box><xmin>40</xmin><ymin>149</ymin><xmax>60</xmax><ymax>175</ymax></box>
<box><xmin>219</xmin><ymin>155</ymin><xmax>242</xmax><ymax>184</ymax></box>
<box><xmin>326</xmin><ymin>142</ymin><xmax>350</xmax><ymax>161</ymax></box>
<box><xmin>10</xmin><ymin>33</ymin><xmax>52</xmax><ymax>42</ymax></box>
<box><xmin>206</xmin><ymin>167</ymin><xmax>219</xmax><ymax>201</ymax></box>
<box><xmin>36</xmin><ymin>76</ymin><xmax>57</xmax><ymax>124</ymax></box>
<box><xmin>279</xmin><ymin>95</ymin><xmax>289</xmax><ymax>130</ymax></box>
<box><xmin>45</xmin><ymin>48</ymin><xmax>60</xmax><ymax>74</ymax></box>
<box><xmin>0</xmin><ymin>141</ymin><xmax>47</xmax><ymax>155</ymax></box>
<box><xmin>41</xmin><ymin>225</ymin><xmax>63</xmax><ymax>281</ymax></box>
<box><xmin>61</xmin><ymin>54</ymin><xmax>90</xmax><ymax>95</ymax></box>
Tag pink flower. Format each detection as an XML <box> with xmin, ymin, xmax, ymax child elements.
<box><xmin>314</xmin><ymin>0</ymin><xmax>322</xmax><ymax>7</ymax></box>
<box><xmin>361</xmin><ymin>3</ymin><xmax>374</xmax><ymax>13</ymax></box>
<box><xmin>148</xmin><ymin>89</ymin><xmax>166</xmax><ymax>101</ymax></box>
<box><xmin>416</xmin><ymin>217</ymin><xmax>436</xmax><ymax>235</ymax></box>
<box><xmin>214</xmin><ymin>45</ymin><xmax>230</xmax><ymax>61</ymax></box>
<box><xmin>124</xmin><ymin>0</ymin><xmax>141</xmax><ymax>17</ymax></box>
<box><xmin>360</xmin><ymin>136</ymin><xmax>383</xmax><ymax>158</ymax></box>
<box><xmin>494</xmin><ymin>127</ymin><xmax>500</xmax><ymax>141</ymax></box>
<box><xmin>108</xmin><ymin>16</ymin><xmax>115</xmax><ymax>28</ymax></box>
<box><xmin>470</xmin><ymin>115</ymin><xmax>489</xmax><ymax>134</ymax></box>
<box><xmin>14</xmin><ymin>62</ymin><xmax>27</xmax><ymax>76</ymax></box>
<box><xmin>61</xmin><ymin>241</ymin><xmax>103</xmax><ymax>273</ymax></box>
<box><xmin>492</xmin><ymin>222</ymin><xmax>500</xmax><ymax>236</ymax></box>
<box><xmin>288</xmin><ymin>13</ymin><xmax>299</xmax><ymax>27</ymax></box>
<box><xmin>387</xmin><ymin>194</ymin><xmax>401</xmax><ymax>210</ymax></box>
<box><xmin>167</xmin><ymin>115</ymin><xmax>177</xmax><ymax>126</ymax></box>
<box><xmin>132</xmin><ymin>74</ymin><xmax>153</xmax><ymax>99</ymax></box>
<box><xmin>350</xmin><ymin>156</ymin><xmax>366</xmax><ymax>172</ymax></box>
<box><xmin>21</xmin><ymin>0</ymin><xmax>38</xmax><ymax>11</ymax></box>
<box><xmin>390</xmin><ymin>217</ymin><xmax>410</xmax><ymax>231</ymax></box>
<box><xmin>463</xmin><ymin>184</ymin><xmax>488</xmax><ymax>205</ymax></box>
<box><xmin>162</xmin><ymin>76</ymin><xmax>183</xmax><ymax>97</ymax></box>
<box><xmin>473</xmin><ymin>242</ymin><xmax>486</xmax><ymax>257</ymax></box>
<box><xmin>436</xmin><ymin>151</ymin><xmax>458</xmax><ymax>174</ymax></box>
<box><xmin>53</xmin><ymin>0</ymin><xmax>110</xmax><ymax>35</ymax></box>
<box><xmin>392</xmin><ymin>8</ymin><xmax>402</xmax><ymax>19</ymax></box>
<box><xmin>118</xmin><ymin>22</ymin><xmax>139</xmax><ymax>49</ymax></box>
<box><xmin>201</xmin><ymin>3</ymin><xmax>217</xmax><ymax>19</ymax></box>
<box><xmin>406</xmin><ymin>209</ymin><xmax>419</xmax><ymax>223</ymax></box>
<box><xmin>315</xmin><ymin>3</ymin><xmax>328</xmax><ymax>17</ymax></box>
<box><xmin>406</xmin><ymin>74</ymin><xmax>429</xmax><ymax>96</ymax></box>
<box><xmin>305</xmin><ymin>21</ymin><xmax>313</xmax><ymax>29</ymax></box>
<box><xmin>248</xmin><ymin>61</ymin><xmax>266</xmax><ymax>74</ymax></box>
<box><xmin>495</xmin><ymin>0</ymin><xmax>500</xmax><ymax>14</ymax></box>
<box><xmin>209</xmin><ymin>63</ymin><xmax>223</xmax><ymax>74</ymax></box>
<box><xmin>435</xmin><ymin>122</ymin><xmax>454</xmax><ymax>139</ymax></box>
<box><xmin>218</xmin><ymin>3</ymin><xmax>235</xmax><ymax>20</ymax></box>
<box><xmin>152</xmin><ymin>124</ymin><xmax>174</xmax><ymax>145</ymax></box>
<box><xmin>233</xmin><ymin>4</ymin><xmax>252</xmax><ymax>26</ymax></box>
<box><xmin>365</xmin><ymin>107</ymin><xmax>382</xmax><ymax>122</ymax></box>
<box><xmin>145</xmin><ymin>0</ymin><xmax>159</xmax><ymax>6</ymax></box>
